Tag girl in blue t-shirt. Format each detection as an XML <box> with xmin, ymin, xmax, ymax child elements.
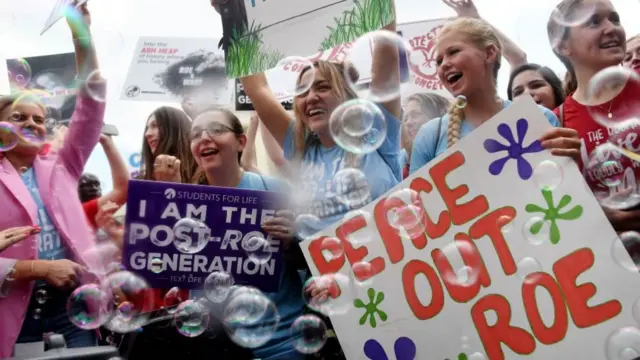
<box><xmin>237</xmin><ymin>19</ymin><xmax>403</xmax><ymax>236</ymax></box>
<box><xmin>410</xmin><ymin>17</ymin><xmax>582</xmax><ymax>174</ymax></box>
<box><xmin>182</xmin><ymin>108</ymin><xmax>306</xmax><ymax>360</ymax></box>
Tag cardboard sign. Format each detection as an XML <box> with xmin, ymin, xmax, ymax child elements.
<box><xmin>300</xmin><ymin>97</ymin><xmax>640</xmax><ymax>359</ymax></box>
<box><xmin>121</xmin><ymin>37</ymin><xmax>233</xmax><ymax>105</ymax></box>
<box><xmin>222</xmin><ymin>0</ymin><xmax>394</xmax><ymax>78</ymax></box>
<box><xmin>122</xmin><ymin>180</ymin><xmax>285</xmax><ymax>292</ymax></box>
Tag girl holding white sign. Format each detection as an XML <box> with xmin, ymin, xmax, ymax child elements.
<box><xmin>409</xmin><ymin>17</ymin><xmax>582</xmax><ymax>173</ymax></box>
<box><xmin>548</xmin><ymin>0</ymin><xmax>640</xmax><ymax>232</ymax></box>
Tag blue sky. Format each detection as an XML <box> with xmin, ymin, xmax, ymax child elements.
<box><xmin>0</xmin><ymin>0</ymin><xmax>638</xmax><ymax>192</ymax></box>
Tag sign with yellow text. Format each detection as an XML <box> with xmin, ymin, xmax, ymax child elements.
<box><xmin>301</xmin><ymin>96</ymin><xmax>640</xmax><ymax>360</ymax></box>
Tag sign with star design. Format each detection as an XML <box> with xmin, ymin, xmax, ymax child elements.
<box><xmin>300</xmin><ymin>96</ymin><xmax>640</xmax><ymax>360</ymax></box>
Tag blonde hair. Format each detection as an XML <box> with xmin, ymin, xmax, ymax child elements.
<box><xmin>292</xmin><ymin>60</ymin><xmax>360</xmax><ymax>167</ymax></box>
<box><xmin>436</xmin><ymin>18</ymin><xmax>502</xmax><ymax>148</ymax></box>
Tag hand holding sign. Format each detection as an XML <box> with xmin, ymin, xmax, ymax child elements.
<box><xmin>154</xmin><ymin>154</ymin><xmax>182</xmax><ymax>183</ymax></box>
<box><xmin>539</xmin><ymin>127</ymin><xmax>582</xmax><ymax>161</ymax></box>
<box><xmin>262</xmin><ymin>209</ymin><xmax>295</xmax><ymax>249</ymax></box>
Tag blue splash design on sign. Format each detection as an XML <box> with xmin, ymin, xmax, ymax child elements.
<box><xmin>483</xmin><ymin>118</ymin><xmax>544</xmax><ymax>180</ymax></box>
<box><xmin>363</xmin><ymin>337</ymin><xmax>417</xmax><ymax>360</ymax></box>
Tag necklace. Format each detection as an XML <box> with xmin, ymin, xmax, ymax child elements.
<box><xmin>596</xmin><ymin>99</ymin><xmax>614</xmax><ymax>119</ymax></box>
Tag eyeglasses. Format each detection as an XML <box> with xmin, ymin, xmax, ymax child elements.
<box><xmin>189</xmin><ymin>122</ymin><xmax>236</xmax><ymax>141</ymax></box>
<box><xmin>8</xmin><ymin>111</ymin><xmax>45</xmax><ymax>125</ymax></box>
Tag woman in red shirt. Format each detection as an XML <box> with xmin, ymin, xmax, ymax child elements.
<box><xmin>548</xmin><ymin>0</ymin><xmax>640</xmax><ymax>232</ymax></box>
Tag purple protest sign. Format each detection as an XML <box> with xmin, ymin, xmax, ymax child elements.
<box><xmin>122</xmin><ymin>180</ymin><xmax>285</xmax><ymax>293</ymax></box>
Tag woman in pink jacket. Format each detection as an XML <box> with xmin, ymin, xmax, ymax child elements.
<box><xmin>0</xmin><ymin>3</ymin><xmax>106</xmax><ymax>358</ymax></box>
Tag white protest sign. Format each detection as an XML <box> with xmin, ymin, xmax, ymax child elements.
<box><xmin>301</xmin><ymin>96</ymin><xmax>640</xmax><ymax>360</ymax></box>
<box><xmin>223</xmin><ymin>0</ymin><xmax>394</xmax><ymax>78</ymax></box>
<box><xmin>265</xmin><ymin>18</ymin><xmax>452</xmax><ymax>103</ymax></box>
<box><xmin>121</xmin><ymin>37</ymin><xmax>233</xmax><ymax>105</ymax></box>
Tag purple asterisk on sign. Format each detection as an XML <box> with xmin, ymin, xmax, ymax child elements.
<box><xmin>483</xmin><ymin>118</ymin><xmax>544</xmax><ymax>180</ymax></box>
<box><xmin>363</xmin><ymin>337</ymin><xmax>417</xmax><ymax>360</ymax></box>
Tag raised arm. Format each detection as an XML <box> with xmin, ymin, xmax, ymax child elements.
<box><xmin>59</xmin><ymin>2</ymin><xmax>106</xmax><ymax>179</ymax></box>
<box><xmin>97</xmin><ymin>134</ymin><xmax>130</xmax><ymax>207</ymax></box>
<box><xmin>239</xmin><ymin>74</ymin><xmax>292</xmax><ymax>146</ymax></box>
<box><xmin>373</xmin><ymin>1</ymin><xmax>401</xmax><ymax>119</ymax></box>
<box><xmin>442</xmin><ymin>0</ymin><xmax>527</xmax><ymax>69</ymax></box>
<box><xmin>259</xmin><ymin>118</ymin><xmax>290</xmax><ymax>172</ymax></box>
<box><xmin>240</xmin><ymin>112</ymin><xmax>262</xmax><ymax>174</ymax></box>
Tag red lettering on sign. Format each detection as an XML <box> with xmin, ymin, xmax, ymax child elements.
<box><xmin>471</xmin><ymin>294</ymin><xmax>536</xmax><ymax>360</ymax></box>
<box><xmin>522</xmin><ymin>272</ymin><xmax>568</xmax><ymax>345</ymax></box>
<box><xmin>553</xmin><ymin>248</ymin><xmax>622</xmax><ymax>328</ymax></box>
<box><xmin>402</xmin><ymin>259</ymin><xmax>444</xmax><ymax>320</ymax></box>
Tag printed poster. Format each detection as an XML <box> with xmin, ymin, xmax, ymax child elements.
<box><xmin>300</xmin><ymin>96</ymin><xmax>640</xmax><ymax>359</ymax></box>
<box><xmin>122</xmin><ymin>180</ymin><xmax>285</xmax><ymax>292</ymax></box>
<box><xmin>221</xmin><ymin>0</ymin><xmax>394</xmax><ymax>78</ymax></box>
<box><xmin>121</xmin><ymin>37</ymin><xmax>233</xmax><ymax>105</ymax></box>
<box><xmin>6</xmin><ymin>52</ymin><xmax>78</xmax><ymax>123</ymax></box>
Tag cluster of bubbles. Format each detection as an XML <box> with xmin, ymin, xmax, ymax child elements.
<box><xmin>61</xmin><ymin>267</ymin><xmax>329</xmax><ymax>354</ymax></box>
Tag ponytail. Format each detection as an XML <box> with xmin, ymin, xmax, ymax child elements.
<box><xmin>446</xmin><ymin>99</ymin><xmax>465</xmax><ymax>148</ymax></box>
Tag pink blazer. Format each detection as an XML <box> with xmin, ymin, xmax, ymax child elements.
<box><xmin>0</xmin><ymin>84</ymin><xmax>106</xmax><ymax>358</ymax></box>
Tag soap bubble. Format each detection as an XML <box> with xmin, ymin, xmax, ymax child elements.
<box><xmin>586</xmin><ymin>67</ymin><xmax>640</xmax><ymax>128</ymax></box>
<box><xmin>344</xmin><ymin>30</ymin><xmax>411</xmax><ymax>102</ymax></box>
<box><xmin>66</xmin><ymin>284</ymin><xmax>112</xmax><ymax>330</ymax></box>
<box><xmin>270</xmin><ymin>56</ymin><xmax>314</xmax><ymax>97</ymax></box>
<box><xmin>290</xmin><ymin>314</ymin><xmax>327</xmax><ymax>354</ymax></box>
<box><xmin>0</xmin><ymin>122</ymin><xmax>19</xmax><ymax>151</ymax></box>
<box><xmin>175</xmin><ymin>300</ymin><xmax>209</xmax><ymax>337</ymax></box>
<box><xmin>163</xmin><ymin>287</ymin><xmax>184</xmax><ymax>314</ymax></box>
<box><xmin>173</xmin><ymin>217</ymin><xmax>210</xmax><ymax>254</ymax></box>
<box><xmin>242</xmin><ymin>235</ymin><xmax>272</xmax><ymax>265</ymax></box>
<box><xmin>224</xmin><ymin>288</ymin><xmax>280</xmax><ymax>348</ymax></box>
<box><xmin>204</xmin><ymin>271</ymin><xmax>235</xmax><ymax>303</ymax></box>
<box><xmin>302</xmin><ymin>273</ymin><xmax>353</xmax><ymax>316</ymax></box>
<box><xmin>329</xmin><ymin>99</ymin><xmax>386</xmax><ymax>155</ymax></box>
<box><xmin>102</xmin><ymin>271</ymin><xmax>153</xmax><ymax>333</ymax></box>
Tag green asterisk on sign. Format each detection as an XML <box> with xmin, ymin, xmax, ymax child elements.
<box><xmin>354</xmin><ymin>288</ymin><xmax>387</xmax><ymax>328</ymax></box>
<box><xmin>525</xmin><ymin>189</ymin><xmax>583</xmax><ymax>244</ymax></box>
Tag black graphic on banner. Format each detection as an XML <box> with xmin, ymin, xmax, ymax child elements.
<box><xmin>235</xmin><ymin>79</ymin><xmax>293</xmax><ymax>111</ymax></box>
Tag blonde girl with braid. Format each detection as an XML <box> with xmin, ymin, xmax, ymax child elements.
<box><xmin>409</xmin><ymin>17</ymin><xmax>582</xmax><ymax>174</ymax></box>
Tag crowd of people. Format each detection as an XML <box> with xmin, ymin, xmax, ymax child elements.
<box><xmin>0</xmin><ymin>0</ymin><xmax>638</xmax><ymax>358</ymax></box>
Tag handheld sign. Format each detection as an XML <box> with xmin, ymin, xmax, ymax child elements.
<box><xmin>300</xmin><ymin>96</ymin><xmax>640</xmax><ymax>359</ymax></box>
<box><xmin>122</xmin><ymin>180</ymin><xmax>285</xmax><ymax>293</ymax></box>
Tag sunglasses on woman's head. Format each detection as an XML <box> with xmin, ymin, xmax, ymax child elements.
<box><xmin>190</xmin><ymin>122</ymin><xmax>236</xmax><ymax>141</ymax></box>
<box><xmin>8</xmin><ymin>111</ymin><xmax>45</xmax><ymax>125</ymax></box>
